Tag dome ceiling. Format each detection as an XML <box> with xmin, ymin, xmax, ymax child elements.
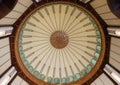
<box><xmin>13</xmin><ymin>1</ymin><xmax>106</xmax><ymax>85</ymax></box>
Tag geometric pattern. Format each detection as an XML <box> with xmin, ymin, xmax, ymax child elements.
<box><xmin>17</xmin><ymin>2</ymin><xmax>103</xmax><ymax>84</ymax></box>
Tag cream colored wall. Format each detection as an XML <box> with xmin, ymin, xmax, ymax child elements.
<box><xmin>109</xmin><ymin>37</ymin><xmax>120</xmax><ymax>71</ymax></box>
<box><xmin>90</xmin><ymin>0</ymin><xmax>120</xmax><ymax>26</ymax></box>
<box><xmin>91</xmin><ymin>73</ymin><xmax>114</xmax><ymax>85</ymax></box>
<box><xmin>0</xmin><ymin>38</ymin><xmax>11</xmax><ymax>76</ymax></box>
<box><xmin>0</xmin><ymin>0</ymin><xmax>33</xmax><ymax>25</ymax></box>
<box><xmin>11</xmin><ymin>76</ymin><xmax>29</xmax><ymax>85</ymax></box>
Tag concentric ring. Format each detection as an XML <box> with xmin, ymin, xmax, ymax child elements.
<box><xmin>14</xmin><ymin>1</ymin><xmax>106</xmax><ymax>85</ymax></box>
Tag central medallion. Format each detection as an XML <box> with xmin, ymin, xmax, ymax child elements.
<box><xmin>50</xmin><ymin>31</ymin><xmax>69</xmax><ymax>49</ymax></box>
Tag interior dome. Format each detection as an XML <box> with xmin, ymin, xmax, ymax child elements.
<box><xmin>14</xmin><ymin>2</ymin><xmax>105</xmax><ymax>85</ymax></box>
<box><xmin>0</xmin><ymin>0</ymin><xmax>120</xmax><ymax>85</ymax></box>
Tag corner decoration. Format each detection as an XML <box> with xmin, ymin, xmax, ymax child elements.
<box><xmin>14</xmin><ymin>1</ymin><xmax>106</xmax><ymax>85</ymax></box>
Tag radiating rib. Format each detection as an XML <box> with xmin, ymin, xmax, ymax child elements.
<box><xmin>37</xmin><ymin>11</ymin><xmax>53</xmax><ymax>32</ymax></box>
<box><xmin>63</xmin><ymin>7</ymin><xmax>76</xmax><ymax>31</ymax></box>
<box><xmin>68</xmin><ymin>46</ymin><xmax>87</xmax><ymax>69</ymax></box>
<box><xmin>69</xmin><ymin>44</ymin><xmax>91</xmax><ymax>64</ymax></box>
<box><xmin>52</xmin><ymin>5</ymin><xmax>59</xmax><ymax>30</ymax></box>
<box><xmin>59</xmin><ymin>5</ymin><xmax>62</xmax><ymax>30</ymax></box>
<box><xmin>24</xmin><ymin>28</ymin><xmax>49</xmax><ymax>36</ymax></box>
<box><xmin>26</xmin><ymin>21</ymin><xmax>51</xmax><ymax>34</ymax></box>
<box><xmin>61</xmin><ymin>6</ymin><xmax>69</xmax><ymax>31</ymax></box>
<box><xmin>66</xmin><ymin>17</ymin><xmax>88</xmax><ymax>34</ymax></box>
